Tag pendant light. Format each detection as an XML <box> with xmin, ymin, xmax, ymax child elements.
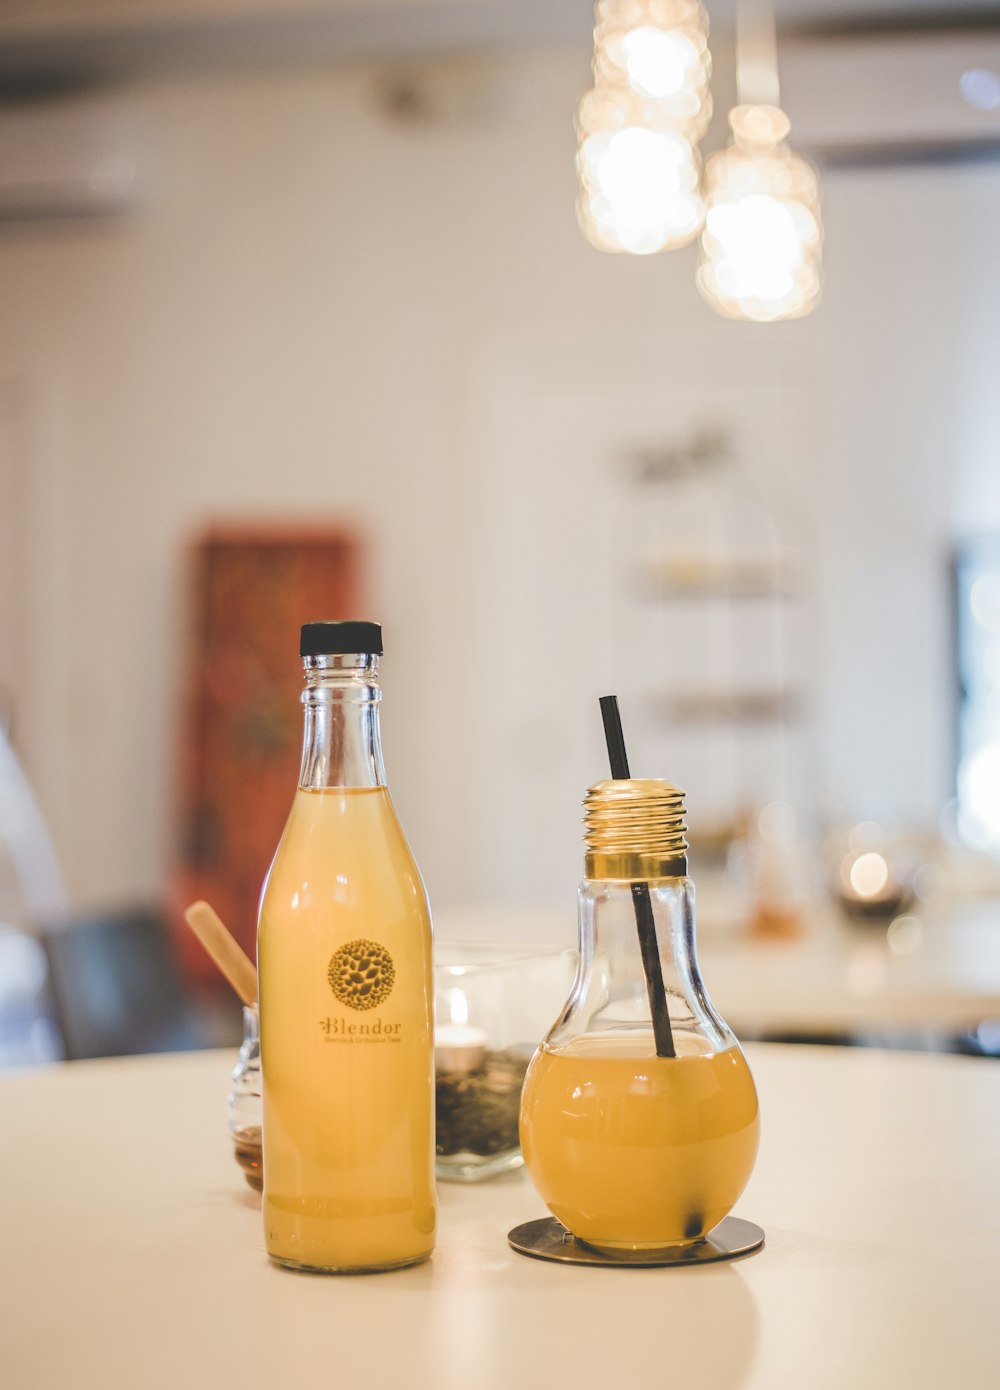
<box><xmin>577</xmin><ymin>0</ymin><xmax>712</xmax><ymax>254</ymax></box>
<box><xmin>697</xmin><ymin>1</ymin><xmax>822</xmax><ymax>321</ymax></box>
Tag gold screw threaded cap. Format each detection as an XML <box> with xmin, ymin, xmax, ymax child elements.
<box><xmin>584</xmin><ymin>779</ymin><xmax>688</xmax><ymax>880</ymax></box>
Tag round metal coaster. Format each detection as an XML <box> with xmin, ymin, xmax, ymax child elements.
<box><xmin>507</xmin><ymin>1216</ymin><xmax>764</xmax><ymax>1268</ymax></box>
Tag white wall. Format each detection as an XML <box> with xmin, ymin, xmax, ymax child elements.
<box><xmin>0</xmin><ymin>49</ymin><xmax>997</xmax><ymax>915</ymax></box>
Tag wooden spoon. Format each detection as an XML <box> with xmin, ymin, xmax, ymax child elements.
<box><xmin>183</xmin><ymin>899</ymin><xmax>258</xmax><ymax>1007</ymax></box>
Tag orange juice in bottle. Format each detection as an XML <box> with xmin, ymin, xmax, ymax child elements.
<box><xmin>258</xmin><ymin>621</ymin><xmax>435</xmax><ymax>1272</ymax></box>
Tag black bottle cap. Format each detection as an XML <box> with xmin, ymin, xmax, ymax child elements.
<box><xmin>300</xmin><ymin>621</ymin><xmax>383</xmax><ymax>657</ymax></box>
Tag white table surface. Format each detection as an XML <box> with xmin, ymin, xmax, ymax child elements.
<box><xmin>701</xmin><ymin>900</ymin><xmax>1000</xmax><ymax>1036</ymax></box>
<box><xmin>1</xmin><ymin>1043</ymin><xmax>998</xmax><ymax>1390</ymax></box>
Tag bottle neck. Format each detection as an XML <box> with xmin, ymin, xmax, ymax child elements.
<box><xmin>545</xmin><ymin>875</ymin><xmax>732</xmax><ymax>1053</ymax></box>
<box><xmin>298</xmin><ymin>653</ymin><xmax>386</xmax><ymax>790</ymax></box>
<box><xmin>584</xmin><ymin>779</ymin><xmax>688</xmax><ymax>880</ymax></box>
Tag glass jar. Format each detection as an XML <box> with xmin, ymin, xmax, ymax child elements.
<box><xmin>520</xmin><ymin>779</ymin><xmax>760</xmax><ymax>1250</ymax></box>
<box><xmin>227</xmin><ymin>1004</ymin><xmax>262</xmax><ymax>1192</ymax></box>
<box><xmin>434</xmin><ymin>942</ymin><xmax>576</xmax><ymax>1182</ymax></box>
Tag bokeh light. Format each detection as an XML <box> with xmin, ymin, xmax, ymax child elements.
<box><xmin>848</xmin><ymin>851</ymin><xmax>890</xmax><ymax>899</ymax></box>
<box><xmin>578</xmin><ymin>0</ymin><xmax>710</xmax><ymax>255</ymax></box>
<box><xmin>594</xmin><ymin>1</ymin><xmax>712</xmax><ymax>138</ymax></box>
<box><xmin>958</xmin><ymin>741</ymin><xmax>1000</xmax><ymax>850</ymax></box>
<box><xmin>697</xmin><ymin>104</ymin><xmax>822</xmax><ymax>321</ymax></box>
<box><xmin>576</xmin><ymin>85</ymin><xmax>704</xmax><ymax>253</ymax></box>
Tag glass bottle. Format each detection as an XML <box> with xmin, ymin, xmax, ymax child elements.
<box><xmin>520</xmin><ymin>778</ymin><xmax>759</xmax><ymax>1251</ymax></box>
<box><xmin>257</xmin><ymin>621</ymin><xmax>436</xmax><ymax>1273</ymax></box>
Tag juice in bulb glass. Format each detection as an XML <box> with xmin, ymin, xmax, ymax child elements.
<box><xmin>521</xmin><ymin>1033</ymin><xmax>758</xmax><ymax>1249</ymax></box>
<box><xmin>519</xmin><ymin>779</ymin><xmax>760</xmax><ymax>1252</ymax></box>
<box><xmin>258</xmin><ymin>622</ymin><xmax>436</xmax><ymax>1273</ymax></box>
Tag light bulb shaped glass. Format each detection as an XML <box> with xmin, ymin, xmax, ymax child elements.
<box><xmin>520</xmin><ymin>780</ymin><xmax>759</xmax><ymax>1251</ymax></box>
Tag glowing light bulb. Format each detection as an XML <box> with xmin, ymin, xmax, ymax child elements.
<box><xmin>697</xmin><ymin>104</ymin><xmax>822</xmax><ymax>321</ymax></box>
<box><xmin>594</xmin><ymin>0</ymin><xmax>713</xmax><ymax>139</ymax></box>
<box><xmin>576</xmin><ymin>0</ymin><xmax>711</xmax><ymax>256</ymax></box>
<box><xmin>848</xmin><ymin>852</ymin><xmax>890</xmax><ymax>899</ymax></box>
<box><xmin>620</xmin><ymin>26</ymin><xmax>701</xmax><ymax>100</ymax></box>
<box><xmin>576</xmin><ymin>84</ymin><xmax>704</xmax><ymax>253</ymax></box>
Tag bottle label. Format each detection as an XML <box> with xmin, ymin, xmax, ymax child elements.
<box><xmin>317</xmin><ymin>1015</ymin><xmax>403</xmax><ymax>1041</ymax></box>
<box><xmin>317</xmin><ymin>939</ymin><xmax>404</xmax><ymax>1044</ymax></box>
<box><xmin>327</xmin><ymin>939</ymin><xmax>395</xmax><ymax>1011</ymax></box>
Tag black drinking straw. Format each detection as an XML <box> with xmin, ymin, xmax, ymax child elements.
<box><xmin>599</xmin><ymin>696</ymin><xmax>676</xmax><ymax>1060</ymax></box>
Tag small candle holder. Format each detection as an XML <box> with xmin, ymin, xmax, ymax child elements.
<box><xmin>227</xmin><ymin>1003</ymin><xmax>262</xmax><ymax>1192</ymax></box>
<box><xmin>834</xmin><ymin>824</ymin><xmax>914</xmax><ymax>923</ymax></box>
<box><xmin>434</xmin><ymin>942</ymin><xmax>576</xmax><ymax>1183</ymax></box>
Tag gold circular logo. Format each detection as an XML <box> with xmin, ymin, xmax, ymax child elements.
<box><xmin>328</xmin><ymin>939</ymin><xmax>395</xmax><ymax>1012</ymax></box>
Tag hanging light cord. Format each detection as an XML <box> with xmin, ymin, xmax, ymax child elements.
<box><xmin>736</xmin><ymin>0</ymin><xmax>781</xmax><ymax>110</ymax></box>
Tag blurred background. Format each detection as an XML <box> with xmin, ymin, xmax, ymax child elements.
<box><xmin>1</xmin><ymin>0</ymin><xmax>1000</xmax><ymax>1066</ymax></box>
